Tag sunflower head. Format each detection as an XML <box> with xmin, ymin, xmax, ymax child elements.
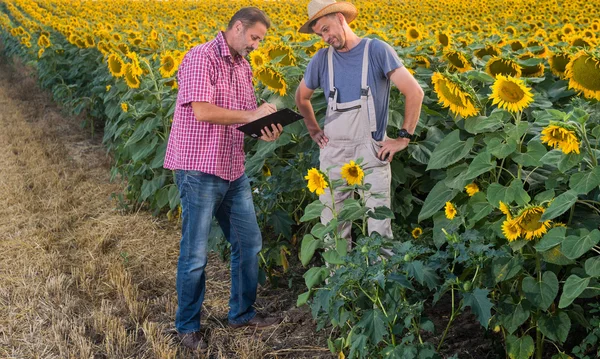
<box><xmin>549</xmin><ymin>51</ymin><xmax>572</xmax><ymax>78</ymax></box>
<box><xmin>123</xmin><ymin>63</ymin><xmax>141</xmax><ymax>89</ymax></box>
<box><xmin>474</xmin><ymin>44</ymin><xmax>501</xmax><ymax>59</ymax></box>
<box><xmin>499</xmin><ymin>201</ymin><xmax>512</xmax><ymax>219</ymax></box>
<box><xmin>304</xmin><ymin>168</ymin><xmax>329</xmax><ymax>196</ymax></box>
<box><xmin>502</xmin><ymin>218</ymin><xmax>522</xmax><ymax>241</ymax></box>
<box><xmin>540</xmin><ymin>123</ymin><xmax>581</xmax><ymax>154</ymax></box>
<box><xmin>340</xmin><ymin>160</ymin><xmax>365</xmax><ymax>186</ymax></box>
<box><xmin>489</xmin><ymin>75</ymin><xmax>534</xmax><ymax>113</ymax></box>
<box><xmin>431</xmin><ymin>72</ymin><xmax>479</xmax><ymax>118</ymax></box>
<box><xmin>436</xmin><ymin>31</ymin><xmax>451</xmax><ymax>47</ymax></box>
<box><xmin>465</xmin><ymin>183</ymin><xmax>479</xmax><ymax>197</ymax></box>
<box><xmin>444</xmin><ymin>50</ymin><xmax>472</xmax><ymax>73</ymax></box>
<box><xmin>250</xmin><ymin>51</ymin><xmax>269</xmax><ymax>70</ymax></box>
<box><xmin>256</xmin><ymin>66</ymin><xmax>288</xmax><ymax>97</ymax></box>
<box><xmin>406</xmin><ymin>26</ymin><xmax>423</xmax><ymax>42</ymax></box>
<box><xmin>518</xmin><ymin>52</ymin><xmax>545</xmax><ymax>78</ymax></box>
<box><xmin>445</xmin><ymin>202</ymin><xmax>457</xmax><ymax>220</ymax></box>
<box><xmin>121</xmin><ymin>103</ymin><xmax>128</xmax><ymax>112</ymax></box>
<box><xmin>565</xmin><ymin>51</ymin><xmax>600</xmax><ymax>101</ymax></box>
<box><xmin>514</xmin><ymin>205</ymin><xmax>552</xmax><ymax>240</ymax></box>
<box><xmin>485</xmin><ymin>56</ymin><xmax>522</xmax><ymax>78</ymax></box>
<box><xmin>159</xmin><ymin>52</ymin><xmax>178</xmax><ymax>78</ymax></box>
<box><xmin>107</xmin><ymin>53</ymin><xmax>125</xmax><ymax>78</ymax></box>
<box><xmin>266</xmin><ymin>43</ymin><xmax>296</xmax><ymax>67</ymax></box>
<box><xmin>412</xmin><ymin>227</ymin><xmax>423</xmax><ymax>239</ymax></box>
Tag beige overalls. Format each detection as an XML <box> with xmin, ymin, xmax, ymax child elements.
<box><xmin>319</xmin><ymin>38</ymin><xmax>393</xmax><ymax>240</ymax></box>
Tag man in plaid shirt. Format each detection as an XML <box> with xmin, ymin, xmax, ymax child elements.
<box><xmin>164</xmin><ymin>7</ymin><xmax>282</xmax><ymax>351</ymax></box>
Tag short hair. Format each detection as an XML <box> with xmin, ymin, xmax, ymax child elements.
<box><xmin>227</xmin><ymin>7</ymin><xmax>271</xmax><ymax>30</ymax></box>
<box><xmin>309</xmin><ymin>12</ymin><xmax>339</xmax><ymax>32</ymax></box>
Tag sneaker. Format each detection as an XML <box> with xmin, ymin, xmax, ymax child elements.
<box><xmin>178</xmin><ymin>331</ymin><xmax>208</xmax><ymax>351</ymax></box>
<box><xmin>229</xmin><ymin>314</ymin><xmax>282</xmax><ymax>330</ymax></box>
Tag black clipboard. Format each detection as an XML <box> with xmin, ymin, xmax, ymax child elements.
<box><xmin>237</xmin><ymin>108</ymin><xmax>304</xmax><ymax>138</ymax></box>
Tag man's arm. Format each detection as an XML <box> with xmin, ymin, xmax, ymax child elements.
<box><xmin>389</xmin><ymin>66</ymin><xmax>424</xmax><ymax>135</ymax></box>
<box><xmin>295</xmin><ymin>79</ymin><xmax>328</xmax><ymax>149</ymax></box>
<box><xmin>191</xmin><ymin>101</ymin><xmax>277</xmax><ymax>126</ymax></box>
<box><xmin>377</xmin><ymin>67</ymin><xmax>424</xmax><ymax>162</ymax></box>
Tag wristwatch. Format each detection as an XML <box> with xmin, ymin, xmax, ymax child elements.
<box><xmin>397</xmin><ymin>129</ymin><xmax>414</xmax><ymax>141</ymax></box>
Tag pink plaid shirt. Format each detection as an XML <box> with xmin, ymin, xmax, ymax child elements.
<box><xmin>164</xmin><ymin>31</ymin><xmax>257</xmax><ymax>181</ymax></box>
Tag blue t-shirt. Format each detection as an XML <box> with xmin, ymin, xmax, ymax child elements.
<box><xmin>304</xmin><ymin>38</ymin><xmax>404</xmax><ymax>141</ymax></box>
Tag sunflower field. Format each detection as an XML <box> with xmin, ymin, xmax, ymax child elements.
<box><xmin>2</xmin><ymin>0</ymin><xmax>600</xmax><ymax>357</ymax></box>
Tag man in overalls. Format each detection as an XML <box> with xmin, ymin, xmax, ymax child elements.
<box><xmin>295</xmin><ymin>0</ymin><xmax>424</xmax><ymax>241</ymax></box>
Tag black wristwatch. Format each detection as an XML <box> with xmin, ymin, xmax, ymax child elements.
<box><xmin>397</xmin><ymin>129</ymin><xmax>414</xmax><ymax>141</ymax></box>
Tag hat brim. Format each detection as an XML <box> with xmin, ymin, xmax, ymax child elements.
<box><xmin>298</xmin><ymin>3</ymin><xmax>358</xmax><ymax>34</ymax></box>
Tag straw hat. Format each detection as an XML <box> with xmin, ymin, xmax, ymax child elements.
<box><xmin>298</xmin><ymin>0</ymin><xmax>358</xmax><ymax>34</ymax></box>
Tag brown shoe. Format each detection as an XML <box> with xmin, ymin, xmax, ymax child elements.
<box><xmin>229</xmin><ymin>314</ymin><xmax>282</xmax><ymax>329</ymax></box>
<box><xmin>178</xmin><ymin>331</ymin><xmax>207</xmax><ymax>351</ymax></box>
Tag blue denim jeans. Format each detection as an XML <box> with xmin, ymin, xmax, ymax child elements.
<box><xmin>174</xmin><ymin>170</ymin><xmax>262</xmax><ymax>334</ymax></box>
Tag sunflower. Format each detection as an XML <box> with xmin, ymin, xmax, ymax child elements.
<box><xmin>485</xmin><ymin>57</ymin><xmax>522</xmax><ymax>78</ymax></box>
<box><xmin>412</xmin><ymin>227</ymin><xmax>423</xmax><ymax>239</ymax></box>
<box><xmin>565</xmin><ymin>51</ymin><xmax>600</xmax><ymax>101</ymax></box>
<box><xmin>540</xmin><ymin>123</ymin><xmax>581</xmax><ymax>154</ymax></box>
<box><xmin>256</xmin><ymin>66</ymin><xmax>287</xmax><ymax>96</ymax></box>
<box><xmin>505</xmin><ymin>26</ymin><xmax>518</xmax><ymax>37</ymax></box>
<box><xmin>436</xmin><ymin>31</ymin><xmax>451</xmax><ymax>48</ymax></box>
<box><xmin>465</xmin><ymin>183</ymin><xmax>479</xmax><ymax>196</ymax></box>
<box><xmin>304</xmin><ymin>168</ymin><xmax>328</xmax><ymax>195</ymax></box>
<box><xmin>414</xmin><ymin>55</ymin><xmax>431</xmax><ymax>68</ymax></box>
<box><xmin>444</xmin><ymin>51</ymin><xmax>472</xmax><ymax>72</ymax></box>
<box><xmin>509</xmin><ymin>40</ymin><xmax>525</xmax><ymax>51</ymax></box>
<box><xmin>97</xmin><ymin>41</ymin><xmax>111</xmax><ymax>56</ymax></box>
<box><xmin>549</xmin><ymin>51</ymin><xmax>571</xmax><ymax>78</ymax></box>
<box><xmin>526</xmin><ymin>40</ymin><xmax>549</xmax><ymax>58</ymax></box>
<box><xmin>445</xmin><ymin>202</ymin><xmax>457</xmax><ymax>220</ymax></box>
<box><xmin>514</xmin><ymin>205</ymin><xmax>552</xmax><ymax>240</ymax></box>
<box><xmin>499</xmin><ymin>201</ymin><xmax>512</xmax><ymax>218</ymax></box>
<box><xmin>518</xmin><ymin>52</ymin><xmax>545</xmax><ymax>78</ymax></box>
<box><xmin>262</xmin><ymin>164</ymin><xmax>271</xmax><ymax>177</ymax></box>
<box><xmin>121</xmin><ymin>103</ymin><xmax>128</xmax><ymax>112</ymax></box>
<box><xmin>266</xmin><ymin>43</ymin><xmax>296</xmax><ymax>67</ymax></box>
<box><xmin>126</xmin><ymin>51</ymin><xmax>143</xmax><ymax>77</ymax></box>
<box><xmin>116</xmin><ymin>43</ymin><xmax>129</xmax><ymax>54</ymax></box>
<box><xmin>159</xmin><ymin>52</ymin><xmax>177</xmax><ymax>78</ymax></box>
<box><xmin>340</xmin><ymin>160</ymin><xmax>364</xmax><ymax>185</ymax></box>
<box><xmin>431</xmin><ymin>72</ymin><xmax>479</xmax><ymax>118</ymax></box>
<box><xmin>489</xmin><ymin>75</ymin><xmax>534</xmax><ymax>113</ymax></box>
<box><xmin>249</xmin><ymin>51</ymin><xmax>268</xmax><ymax>70</ymax></box>
<box><xmin>123</xmin><ymin>64</ymin><xmax>141</xmax><ymax>89</ymax></box>
<box><xmin>561</xmin><ymin>23</ymin><xmax>575</xmax><ymax>36</ymax></box>
<box><xmin>37</xmin><ymin>34</ymin><xmax>50</xmax><ymax>48</ymax></box>
<box><xmin>570</xmin><ymin>36</ymin><xmax>595</xmax><ymax>48</ymax></box>
<box><xmin>107</xmin><ymin>53</ymin><xmax>125</xmax><ymax>78</ymax></box>
<box><xmin>37</xmin><ymin>48</ymin><xmax>44</xmax><ymax>58</ymax></box>
<box><xmin>502</xmin><ymin>218</ymin><xmax>522</xmax><ymax>241</ymax></box>
<box><xmin>474</xmin><ymin>44</ymin><xmax>501</xmax><ymax>59</ymax></box>
<box><xmin>406</xmin><ymin>26</ymin><xmax>423</xmax><ymax>42</ymax></box>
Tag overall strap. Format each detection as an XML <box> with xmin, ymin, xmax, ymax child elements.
<box><xmin>360</xmin><ymin>38</ymin><xmax>372</xmax><ymax>97</ymax></box>
<box><xmin>327</xmin><ymin>45</ymin><xmax>336</xmax><ymax>100</ymax></box>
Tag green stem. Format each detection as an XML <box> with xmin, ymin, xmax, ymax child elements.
<box><xmin>580</xmin><ymin>123</ymin><xmax>598</xmax><ymax>167</ymax></box>
<box><xmin>535</xmin><ymin>253</ymin><xmax>543</xmax><ymax>359</ymax></box>
<box><xmin>437</xmin><ymin>285</ymin><xmax>457</xmax><ymax>351</ymax></box>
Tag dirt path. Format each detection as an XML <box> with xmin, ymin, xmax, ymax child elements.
<box><xmin>0</xmin><ymin>57</ymin><xmax>330</xmax><ymax>358</ymax></box>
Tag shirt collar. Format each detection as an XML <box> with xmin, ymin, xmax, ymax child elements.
<box><xmin>216</xmin><ymin>31</ymin><xmax>241</xmax><ymax>62</ymax></box>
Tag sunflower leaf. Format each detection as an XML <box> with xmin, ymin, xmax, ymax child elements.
<box><xmin>540</xmin><ymin>190</ymin><xmax>577</xmax><ymax>221</ymax></box>
<box><xmin>426</xmin><ymin>130</ymin><xmax>474</xmax><ymax>170</ymax></box>
<box><xmin>561</xmin><ymin>229</ymin><xmax>600</xmax><ymax>260</ymax></box>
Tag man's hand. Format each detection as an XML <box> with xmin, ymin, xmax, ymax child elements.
<box><xmin>377</xmin><ymin>138</ymin><xmax>410</xmax><ymax>162</ymax></box>
<box><xmin>310</xmin><ymin>129</ymin><xmax>329</xmax><ymax>149</ymax></box>
<box><xmin>250</xmin><ymin>102</ymin><xmax>277</xmax><ymax>122</ymax></box>
<box><xmin>259</xmin><ymin>123</ymin><xmax>283</xmax><ymax>142</ymax></box>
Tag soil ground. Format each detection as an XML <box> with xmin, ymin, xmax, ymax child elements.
<box><xmin>0</xmin><ymin>54</ymin><xmax>502</xmax><ymax>358</ymax></box>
